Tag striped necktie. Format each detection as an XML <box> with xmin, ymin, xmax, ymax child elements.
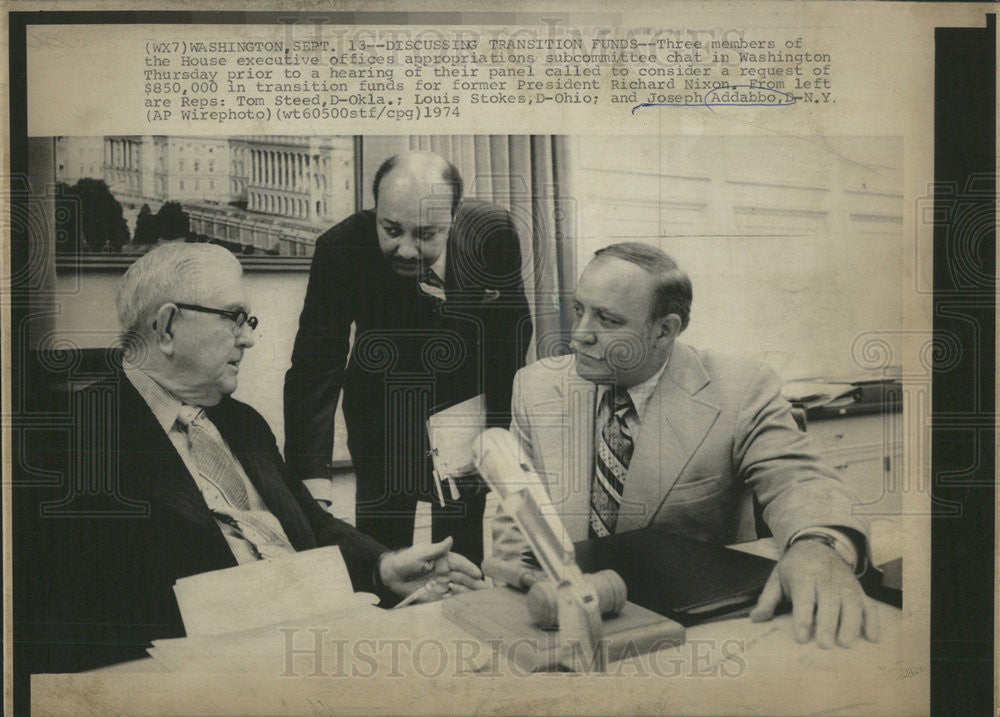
<box><xmin>419</xmin><ymin>268</ymin><xmax>447</xmax><ymax>302</ymax></box>
<box><xmin>178</xmin><ymin>406</ymin><xmax>250</xmax><ymax>510</ymax></box>
<box><xmin>178</xmin><ymin>406</ymin><xmax>294</xmax><ymax>560</ymax></box>
<box><xmin>589</xmin><ymin>388</ymin><xmax>636</xmax><ymax>539</ymax></box>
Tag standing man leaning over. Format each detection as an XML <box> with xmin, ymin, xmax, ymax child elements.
<box><xmin>285</xmin><ymin>151</ymin><xmax>532</xmax><ymax>566</ymax></box>
<box><xmin>494</xmin><ymin>242</ymin><xmax>880</xmax><ymax>648</ymax></box>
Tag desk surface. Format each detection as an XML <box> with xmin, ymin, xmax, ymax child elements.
<box><xmin>34</xmin><ymin>602</ymin><xmax>922</xmax><ymax>715</ymax></box>
<box><xmin>34</xmin><ymin>528</ymin><xmax>922</xmax><ymax>715</ymax></box>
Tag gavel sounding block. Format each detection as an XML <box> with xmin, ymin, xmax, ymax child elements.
<box><xmin>442</xmin><ymin>586</ymin><xmax>685</xmax><ymax>672</ymax></box>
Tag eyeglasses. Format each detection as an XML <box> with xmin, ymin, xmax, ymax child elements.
<box><xmin>174</xmin><ymin>303</ymin><xmax>259</xmax><ymax>334</ymax></box>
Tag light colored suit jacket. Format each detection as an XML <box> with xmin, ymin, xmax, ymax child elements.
<box><xmin>492</xmin><ymin>342</ymin><xmax>870</xmax><ymax>561</ymax></box>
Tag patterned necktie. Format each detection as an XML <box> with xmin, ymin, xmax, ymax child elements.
<box><xmin>419</xmin><ymin>268</ymin><xmax>447</xmax><ymax>302</ymax></box>
<box><xmin>178</xmin><ymin>406</ymin><xmax>250</xmax><ymax>510</ymax></box>
<box><xmin>178</xmin><ymin>406</ymin><xmax>294</xmax><ymax>560</ymax></box>
<box><xmin>589</xmin><ymin>388</ymin><xmax>636</xmax><ymax>539</ymax></box>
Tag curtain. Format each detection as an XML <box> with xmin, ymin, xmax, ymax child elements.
<box><xmin>405</xmin><ymin>135</ymin><xmax>576</xmax><ymax>360</ymax></box>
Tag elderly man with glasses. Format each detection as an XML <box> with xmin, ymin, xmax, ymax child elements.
<box><xmin>20</xmin><ymin>241</ymin><xmax>483</xmax><ymax>674</ymax></box>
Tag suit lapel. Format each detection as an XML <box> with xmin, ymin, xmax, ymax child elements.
<box><xmin>210</xmin><ymin>402</ymin><xmax>315</xmax><ymax>551</ymax></box>
<box><xmin>617</xmin><ymin>343</ymin><xmax>720</xmax><ymax>533</ymax></box>
<box><xmin>559</xmin><ymin>370</ymin><xmax>597</xmax><ymax>540</ymax></box>
<box><xmin>444</xmin><ymin>229</ymin><xmax>458</xmax><ymax>295</ymax></box>
<box><xmin>524</xmin><ymin>359</ymin><xmax>594</xmax><ymax>541</ymax></box>
<box><xmin>230</xmin><ymin>442</ymin><xmax>311</xmax><ymax>551</ymax></box>
<box><xmin>117</xmin><ymin>375</ymin><xmax>220</xmax><ymax>533</ymax></box>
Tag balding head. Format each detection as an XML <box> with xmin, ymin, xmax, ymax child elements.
<box><xmin>373</xmin><ymin>151</ymin><xmax>463</xmax><ymax>217</ymax></box>
<box><xmin>372</xmin><ymin>151</ymin><xmax>463</xmax><ymax>279</ymax></box>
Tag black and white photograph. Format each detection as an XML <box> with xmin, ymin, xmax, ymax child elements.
<box><xmin>51</xmin><ymin>134</ymin><xmax>359</xmax><ymax>261</ymax></box>
<box><xmin>5</xmin><ymin>5</ymin><xmax>995</xmax><ymax>716</ymax></box>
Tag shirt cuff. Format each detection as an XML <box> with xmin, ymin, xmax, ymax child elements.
<box><xmin>788</xmin><ymin>526</ymin><xmax>867</xmax><ymax>576</ymax></box>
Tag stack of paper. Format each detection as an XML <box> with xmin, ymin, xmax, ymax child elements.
<box><xmin>426</xmin><ymin>393</ymin><xmax>486</xmax><ymax>504</ymax></box>
<box><xmin>172</xmin><ymin>546</ymin><xmax>377</xmax><ymax>636</ymax></box>
<box><xmin>426</xmin><ymin>393</ymin><xmax>486</xmax><ymax>480</ymax></box>
<box><xmin>148</xmin><ymin>599</ymin><xmax>491</xmax><ymax>676</ymax></box>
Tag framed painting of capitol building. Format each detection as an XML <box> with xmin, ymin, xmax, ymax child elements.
<box><xmin>44</xmin><ymin>134</ymin><xmax>361</xmax><ymax>270</ymax></box>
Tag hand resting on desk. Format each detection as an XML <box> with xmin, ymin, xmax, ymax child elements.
<box><xmin>749</xmin><ymin>539</ymin><xmax>880</xmax><ymax>648</ymax></box>
<box><xmin>379</xmin><ymin>536</ymin><xmax>487</xmax><ymax>603</ymax></box>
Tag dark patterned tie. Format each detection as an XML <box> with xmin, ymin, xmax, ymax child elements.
<box><xmin>178</xmin><ymin>406</ymin><xmax>294</xmax><ymax>559</ymax></box>
<box><xmin>589</xmin><ymin>388</ymin><xmax>636</xmax><ymax>539</ymax></box>
<box><xmin>178</xmin><ymin>406</ymin><xmax>250</xmax><ymax>510</ymax></box>
<box><xmin>419</xmin><ymin>268</ymin><xmax>447</xmax><ymax>303</ymax></box>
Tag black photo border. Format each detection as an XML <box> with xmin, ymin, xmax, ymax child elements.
<box><xmin>6</xmin><ymin>9</ymin><xmax>997</xmax><ymax>715</ymax></box>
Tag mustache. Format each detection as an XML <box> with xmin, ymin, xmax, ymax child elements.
<box><xmin>391</xmin><ymin>260</ymin><xmax>423</xmax><ymax>273</ymax></box>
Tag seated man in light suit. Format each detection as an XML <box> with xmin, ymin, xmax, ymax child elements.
<box><xmin>22</xmin><ymin>241</ymin><xmax>482</xmax><ymax>673</ymax></box>
<box><xmin>492</xmin><ymin>242</ymin><xmax>879</xmax><ymax>649</ymax></box>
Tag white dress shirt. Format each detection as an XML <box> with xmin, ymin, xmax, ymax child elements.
<box><xmin>594</xmin><ymin>353</ymin><xmax>671</xmax><ymax>441</ymax></box>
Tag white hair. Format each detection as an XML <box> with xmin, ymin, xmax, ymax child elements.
<box><xmin>116</xmin><ymin>241</ymin><xmax>242</xmax><ymax>348</ymax></box>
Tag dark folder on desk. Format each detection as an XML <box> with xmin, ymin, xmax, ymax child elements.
<box><xmin>572</xmin><ymin>527</ymin><xmax>777</xmax><ymax>626</ymax></box>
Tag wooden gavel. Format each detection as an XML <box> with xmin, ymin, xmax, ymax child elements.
<box><xmin>525</xmin><ymin>570</ymin><xmax>628</xmax><ymax>629</ymax></box>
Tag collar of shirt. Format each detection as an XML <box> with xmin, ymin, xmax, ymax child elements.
<box><xmin>123</xmin><ymin>361</ymin><xmax>187</xmax><ymax>433</ymax></box>
<box><xmin>597</xmin><ymin>352</ymin><xmax>671</xmax><ymax>421</ymax></box>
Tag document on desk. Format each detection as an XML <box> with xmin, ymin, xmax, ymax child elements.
<box><xmin>426</xmin><ymin>393</ymin><xmax>487</xmax><ymax>503</ymax></box>
<box><xmin>149</xmin><ymin>601</ymin><xmax>486</xmax><ymax>676</ymax></box>
<box><xmin>172</xmin><ymin>546</ymin><xmax>377</xmax><ymax>636</ymax></box>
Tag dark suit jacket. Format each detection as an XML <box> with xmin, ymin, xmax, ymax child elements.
<box><xmin>18</xmin><ymin>363</ymin><xmax>388</xmax><ymax>673</ymax></box>
<box><xmin>284</xmin><ymin>199</ymin><xmax>533</xmax><ymax>498</ymax></box>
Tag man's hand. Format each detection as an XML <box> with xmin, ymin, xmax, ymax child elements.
<box><xmin>749</xmin><ymin>539</ymin><xmax>880</xmax><ymax>648</ymax></box>
<box><xmin>379</xmin><ymin>536</ymin><xmax>486</xmax><ymax>603</ymax></box>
